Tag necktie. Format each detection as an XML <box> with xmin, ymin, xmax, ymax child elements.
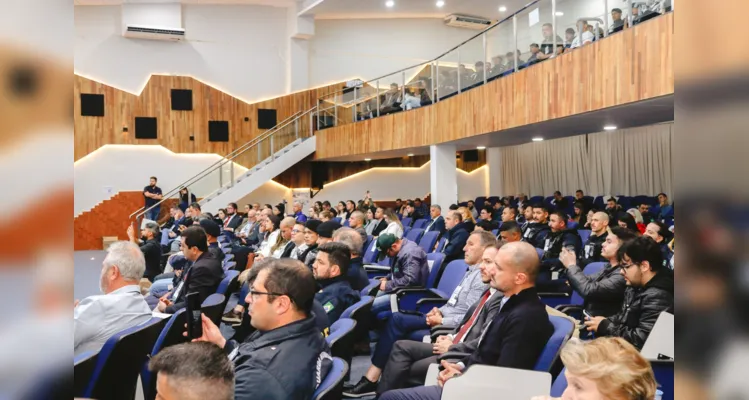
<box><xmin>453</xmin><ymin>290</ymin><xmax>491</xmax><ymax>344</ymax></box>
<box><xmin>224</xmin><ymin>217</ymin><xmax>230</xmax><ymax>228</ymax></box>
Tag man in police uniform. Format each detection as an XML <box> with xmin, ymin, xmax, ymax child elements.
<box><xmin>313</xmin><ymin>241</ymin><xmax>361</xmax><ymax>324</ymax></box>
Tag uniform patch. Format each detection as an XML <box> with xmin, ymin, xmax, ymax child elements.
<box><xmin>323</xmin><ymin>301</ymin><xmax>335</xmax><ymax>313</ymax></box>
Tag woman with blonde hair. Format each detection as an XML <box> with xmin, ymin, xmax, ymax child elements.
<box><xmin>381</xmin><ymin>208</ymin><xmax>404</xmax><ymax>239</ymax></box>
<box><xmin>457</xmin><ymin>206</ymin><xmax>476</xmax><ymax>233</ymax></box>
<box><xmin>534</xmin><ymin>337</ymin><xmax>658</xmax><ymax>400</ymax></box>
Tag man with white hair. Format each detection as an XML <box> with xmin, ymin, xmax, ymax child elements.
<box><xmin>74</xmin><ymin>241</ymin><xmax>152</xmax><ymax>355</ymax></box>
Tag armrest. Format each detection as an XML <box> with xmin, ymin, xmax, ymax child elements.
<box><xmin>391</xmin><ymin>287</ymin><xmax>434</xmax><ymax>312</ymax></box>
<box><xmin>430</xmin><ymin>327</ymin><xmax>456</xmax><ymax>342</ymax></box>
<box><xmin>430</xmin><ymin>325</ymin><xmax>457</xmax><ymax>334</ymax></box>
<box><xmin>364</xmin><ymin>265</ymin><xmax>391</xmax><ymax>272</ymax></box>
<box><xmin>437</xmin><ymin>351</ymin><xmax>471</xmax><ymax>364</ymax></box>
<box><xmin>537</xmin><ymin>292</ymin><xmax>570</xmax><ymax>308</ymax></box>
<box><xmin>556</xmin><ymin>305</ymin><xmax>584</xmax><ymax>320</ymax></box>
<box><xmin>361</xmin><ymin>279</ymin><xmax>381</xmax><ymax>297</ymax></box>
<box><xmin>415</xmin><ymin>298</ymin><xmax>448</xmax><ymax>314</ymax></box>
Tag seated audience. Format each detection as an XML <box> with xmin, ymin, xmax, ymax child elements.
<box><xmin>255</xmin><ymin>215</ymin><xmax>281</xmax><ymax>258</ymax></box>
<box><xmin>564</xmin><ymin>27</ymin><xmax>576</xmax><ymax>48</ymax></box>
<box><xmin>532</xmin><ymin>337</ymin><xmax>657</xmax><ymax>400</ymax></box>
<box><xmin>574</xmin><ymin>189</ymin><xmax>590</xmax><ymax>207</ymax></box>
<box><xmin>380</xmin><ymin>83</ymin><xmax>404</xmax><ymax>114</ymax></box>
<box><xmin>286</xmin><ymin>222</ymin><xmax>307</xmax><ymax>259</ymax></box>
<box><xmin>413</xmin><ymin>198</ymin><xmax>429</xmax><ymax>218</ymax></box>
<box><xmin>313</xmin><ymin>242</ymin><xmax>361</xmax><ymax>324</ymax></box>
<box><xmin>474</xmin><ymin>220</ymin><xmax>496</xmax><ymax>232</ymax></box>
<box><xmin>627</xmin><ymin>208</ymin><xmax>647</xmax><ymax>234</ymax></box>
<box><xmin>371</xmin><ymin>234</ymin><xmax>429</xmax><ymax>315</ymax></box>
<box><xmin>223</xmin><ymin>203</ymin><xmax>243</xmax><ymax>231</ymax></box>
<box><xmin>177</xmin><ymin>187</ymin><xmax>197</xmax><ymax>213</ymax></box>
<box><xmin>368</xmin><ymin>207</ymin><xmax>389</xmax><ymax>237</ymax></box>
<box><xmin>559</xmin><ymin>226</ymin><xmax>637</xmax><ymax>318</ymax></box>
<box><xmin>403</xmin><ymin>201</ymin><xmax>424</xmax><ymax>224</ymax></box>
<box><xmin>465</xmin><ymin>200</ymin><xmax>479</xmax><ymax>220</ymax></box>
<box><xmin>491</xmin><ymin>201</ymin><xmax>503</xmax><ymax>221</ymax></box>
<box><xmin>193</xmin><ymin>258</ymin><xmax>332</xmax><ymax>399</ymax></box>
<box><xmin>606</xmin><ymin>197</ymin><xmax>623</xmax><ymax>213</ymax></box>
<box><xmin>316</xmin><ymin>220</ymin><xmax>341</xmax><ymax>247</ymax></box>
<box><xmin>127</xmin><ymin>221</ymin><xmax>162</xmax><ymax>282</ymax></box>
<box><xmin>299</xmin><ymin>219</ymin><xmax>322</xmax><ymax>269</ymax></box>
<box><xmin>526</xmin><ymin>43</ymin><xmax>542</xmax><ymax>65</ymax></box>
<box><xmin>319</xmin><ymin>210</ymin><xmax>335</xmax><ymax>222</ymax></box>
<box><xmin>271</xmin><ymin>217</ymin><xmax>296</xmax><ymax>259</ymax></box>
<box><xmin>580</xmin><ymin>211</ymin><xmax>610</xmax><ymax>264</ymax></box>
<box><xmin>541</xmin><ymin>211</ymin><xmax>583</xmax><ymax>269</ymax></box>
<box><xmin>643</xmin><ymin>221</ymin><xmax>674</xmax><ymax>268</ymax></box>
<box><xmin>291</xmin><ymin>201</ymin><xmax>307</xmax><ymax>223</ymax></box>
<box><xmin>477</xmin><ymin>207</ymin><xmax>499</xmax><ymax>231</ymax></box>
<box><xmin>382</xmin><ymin>208</ymin><xmax>405</xmax><ymax>238</ymax></box>
<box><xmin>539</xmin><ymin>22</ymin><xmax>564</xmax><ymax>58</ymax></box>
<box><xmin>348</xmin><ymin>210</ymin><xmax>369</xmax><ymax>246</ymax></box>
<box><xmin>457</xmin><ymin>206</ymin><xmax>476</xmax><ymax>233</ymax></box>
<box><xmin>500</xmin><ymin>205</ymin><xmax>517</xmax><ymax>224</ymax></box>
<box><xmin>571</xmin><ymin>201</ymin><xmax>588</xmax><ymax>227</ymax></box>
<box><xmin>237</xmin><ymin>209</ymin><xmax>261</xmax><ymax>246</ymax></box>
<box><xmin>200</xmin><ymin>219</ymin><xmax>225</xmax><ymax>263</ymax></box>
<box><xmin>522</xmin><ymin>204</ymin><xmax>551</xmax><ymax>249</ymax></box>
<box><xmin>154</xmin><ymin>226</ymin><xmax>223</xmax><ymax>314</ymax></box>
<box><xmin>497</xmin><ymin>221</ymin><xmax>522</xmax><ymax>244</ymax></box>
<box><xmin>346</xmin><ymin>231</ymin><xmax>496</xmax><ymax>397</ymax></box>
<box><xmin>616</xmin><ymin>211</ymin><xmax>639</xmax><ymax>233</ymax></box>
<box><xmin>424</xmin><ymin>204</ymin><xmax>446</xmax><ymax>235</ymax></box>
<box><xmin>440</xmin><ymin>210</ymin><xmax>470</xmax><ymax>264</ymax></box>
<box><xmin>610</xmin><ymin>7</ymin><xmax>626</xmax><ymax>33</ymax></box>
<box><xmin>379</xmin><ymin>242</ymin><xmax>553</xmax><ymax>400</ymax></box>
<box><xmin>656</xmin><ymin>192</ymin><xmax>674</xmax><ymax>220</ymax></box>
<box><xmin>166</xmin><ymin>205</ymin><xmax>186</xmax><ymax>242</ymax></box>
<box><xmin>74</xmin><ymin>241</ymin><xmax>152</xmax><ymax>355</ymax></box>
<box><xmin>552</xmin><ymin>190</ymin><xmax>569</xmax><ymax>210</ymax></box>
<box><xmin>148</xmin><ymin>342</ymin><xmax>234</xmax><ymax>400</ymax></box>
<box><xmin>583</xmin><ymin>236</ymin><xmax>674</xmax><ymax>349</ymax></box>
<box><xmin>638</xmin><ymin>202</ymin><xmax>655</xmax><ymax>224</ymax></box>
<box><xmin>332</xmin><ymin>227</ymin><xmax>369</xmax><ymax>290</ymax></box>
<box><xmin>345</xmin><ymin>200</ymin><xmax>357</xmax><ymax>220</ymax></box>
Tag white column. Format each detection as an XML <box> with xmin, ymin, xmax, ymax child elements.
<box><xmin>486</xmin><ymin>146</ymin><xmax>503</xmax><ymax>197</ymax></box>
<box><xmin>430</xmin><ymin>144</ymin><xmax>458</xmax><ymax>208</ymax></box>
<box><xmin>286</xmin><ymin>4</ymin><xmax>314</xmax><ymax>93</ymax></box>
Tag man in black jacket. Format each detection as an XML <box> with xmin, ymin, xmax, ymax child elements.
<box><xmin>441</xmin><ymin>210</ymin><xmax>469</xmax><ymax>266</ymax></box>
<box><xmin>584</xmin><ymin>236</ymin><xmax>674</xmax><ymax>349</ymax></box>
<box><xmin>313</xmin><ymin>242</ymin><xmax>360</xmax><ymax>324</ymax></box>
<box><xmin>560</xmin><ymin>226</ymin><xmax>636</xmax><ymax>318</ymax></box>
<box><xmin>332</xmin><ymin>227</ymin><xmax>369</xmax><ymax>291</ymax></box>
<box><xmin>372</xmin><ymin>207</ymin><xmax>389</xmax><ymax>237</ymax></box>
<box><xmin>539</xmin><ymin>211</ymin><xmax>583</xmax><ymax>291</ymax></box>
<box><xmin>522</xmin><ymin>203</ymin><xmax>551</xmax><ymax>249</ymax></box>
<box><xmin>191</xmin><ymin>258</ymin><xmax>332</xmax><ymax>399</ymax></box>
<box><xmin>223</xmin><ymin>202</ymin><xmax>243</xmax><ymax>231</ymax></box>
<box><xmin>580</xmin><ymin>211</ymin><xmax>609</xmax><ymax>265</ymax></box>
<box><xmin>156</xmin><ymin>226</ymin><xmax>223</xmax><ymax>314</ymax></box>
<box><xmin>299</xmin><ymin>219</ymin><xmax>322</xmax><ymax>269</ymax></box>
<box><xmin>424</xmin><ymin>204</ymin><xmax>446</xmax><ymax>236</ymax></box>
<box><xmin>127</xmin><ymin>221</ymin><xmax>162</xmax><ymax>282</ymax></box>
<box><xmin>379</xmin><ymin>241</ymin><xmax>553</xmax><ymax>400</ymax></box>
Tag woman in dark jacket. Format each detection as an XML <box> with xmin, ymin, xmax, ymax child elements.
<box><xmin>178</xmin><ymin>187</ymin><xmax>197</xmax><ymax>212</ymax></box>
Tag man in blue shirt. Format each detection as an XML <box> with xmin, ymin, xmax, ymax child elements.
<box><xmin>143</xmin><ymin>176</ymin><xmax>163</xmax><ymax>221</ymax></box>
<box><xmin>292</xmin><ymin>201</ymin><xmax>308</xmax><ymax>223</ymax></box>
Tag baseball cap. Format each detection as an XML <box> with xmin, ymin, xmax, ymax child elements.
<box><xmin>376</xmin><ymin>233</ymin><xmax>398</xmax><ymax>252</ymax></box>
<box><xmin>199</xmin><ymin>219</ymin><xmax>221</xmax><ymax>238</ymax></box>
<box><xmin>317</xmin><ymin>221</ymin><xmax>342</xmax><ymax>239</ymax></box>
<box><xmin>305</xmin><ymin>219</ymin><xmax>323</xmax><ymax>234</ymax></box>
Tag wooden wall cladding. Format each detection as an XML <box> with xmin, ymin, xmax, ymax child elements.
<box><xmin>314</xmin><ymin>13</ymin><xmax>674</xmax><ymax>160</ymax></box>
<box><xmin>74</xmin><ymin>192</ymin><xmax>177</xmax><ymax>251</ymax></box>
<box><xmin>74</xmin><ymin>74</ymin><xmax>347</xmax><ymax>167</ymax></box>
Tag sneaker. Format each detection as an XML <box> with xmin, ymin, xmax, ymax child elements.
<box><xmin>222</xmin><ymin>309</ymin><xmax>242</xmax><ymax>324</ymax></box>
<box><xmin>342</xmin><ymin>377</ymin><xmax>377</xmax><ymax>398</ymax></box>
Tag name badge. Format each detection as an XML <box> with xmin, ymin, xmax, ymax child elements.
<box><xmin>447</xmin><ymin>285</ymin><xmax>463</xmax><ymax>306</ymax></box>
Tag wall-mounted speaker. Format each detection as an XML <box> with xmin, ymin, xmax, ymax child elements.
<box><xmin>134</xmin><ymin>117</ymin><xmax>157</xmax><ymax>139</ymax></box>
<box><xmin>209</xmin><ymin>121</ymin><xmax>229</xmax><ymax>142</ymax></box>
<box><xmin>311</xmin><ymin>162</ymin><xmax>328</xmax><ymax>190</ymax></box>
<box><xmin>171</xmin><ymin>89</ymin><xmax>193</xmax><ymax>111</ymax></box>
<box><xmin>463</xmin><ymin>150</ymin><xmax>480</xmax><ymax>162</ymax></box>
<box><xmin>80</xmin><ymin>93</ymin><xmax>105</xmax><ymax>117</ymax></box>
<box><xmin>257</xmin><ymin>109</ymin><xmax>277</xmax><ymax>129</ymax></box>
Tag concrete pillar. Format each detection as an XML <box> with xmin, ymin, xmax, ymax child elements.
<box><xmin>486</xmin><ymin>146</ymin><xmax>503</xmax><ymax>197</ymax></box>
<box><xmin>430</xmin><ymin>144</ymin><xmax>458</xmax><ymax>208</ymax></box>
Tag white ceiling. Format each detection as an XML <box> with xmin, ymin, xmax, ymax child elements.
<box><xmin>73</xmin><ymin>0</ymin><xmax>293</xmax><ymax>6</ymax></box>
<box><xmin>302</xmin><ymin>0</ymin><xmax>531</xmax><ymax>20</ymax></box>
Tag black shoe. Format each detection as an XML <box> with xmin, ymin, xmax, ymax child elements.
<box><xmin>342</xmin><ymin>377</ymin><xmax>377</xmax><ymax>398</ymax></box>
<box><xmin>222</xmin><ymin>309</ymin><xmax>242</xmax><ymax>324</ymax></box>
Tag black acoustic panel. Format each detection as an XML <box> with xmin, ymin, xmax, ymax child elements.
<box><xmin>463</xmin><ymin>149</ymin><xmax>479</xmax><ymax>162</ymax></box>
<box><xmin>209</xmin><ymin>121</ymin><xmax>229</xmax><ymax>142</ymax></box>
<box><xmin>171</xmin><ymin>89</ymin><xmax>193</xmax><ymax>111</ymax></box>
<box><xmin>80</xmin><ymin>93</ymin><xmax>105</xmax><ymax>117</ymax></box>
<box><xmin>257</xmin><ymin>109</ymin><xmax>277</xmax><ymax>130</ymax></box>
<box><xmin>134</xmin><ymin>117</ymin><xmax>157</xmax><ymax>139</ymax></box>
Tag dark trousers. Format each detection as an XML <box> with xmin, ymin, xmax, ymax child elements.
<box><xmin>380</xmin><ymin>385</ymin><xmax>442</xmax><ymax>400</ymax></box>
<box><xmin>378</xmin><ymin>340</ymin><xmax>438</xmax><ymax>394</ymax></box>
<box><xmin>372</xmin><ymin>312</ymin><xmax>429</xmax><ymax>368</ymax></box>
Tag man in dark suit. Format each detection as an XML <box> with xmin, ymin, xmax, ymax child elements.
<box><xmin>223</xmin><ymin>202</ymin><xmax>243</xmax><ymax>232</ymax></box>
<box><xmin>155</xmin><ymin>226</ymin><xmax>224</xmax><ymax>314</ymax></box>
<box><xmin>379</xmin><ymin>242</ymin><xmax>554</xmax><ymax>400</ymax></box>
<box><xmin>313</xmin><ymin>242</ymin><xmax>360</xmax><ymax>324</ymax></box>
<box><xmin>372</xmin><ymin>207</ymin><xmax>389</xmax><ymax>237</ymax></box>
<box><xmin>441</xmin><ymin>210</ymin><xmax>469</xmax><ymax>266</ymax></box>
<box><xmin>424</xmin><ymin>204</ymin><xmax>446</xmax><ymax>236</ymax></box>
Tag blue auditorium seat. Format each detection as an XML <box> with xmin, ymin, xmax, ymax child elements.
<box><xmin>533</xmin><ymin>316</ymin><xmax>574</xmax><ymax>372</ymax></box>
<box><xmin>529</xmin><ymin>196</ymin><xmax>544</xmax><ymax>204</ymax></box>
<box><xmin>578</xmin><ymin>229</ymin><xmax>591</xmax><ymax>244</ymax></box>
<box><xmin>412</xmin><ymin>219</ymin><xmax>428</xmax><ymax>230</ymax></box>
<box><xmin>401</xmin><ymin>217</ymin><xmax>413</xmax><ymax>228</ymax></box>
<box><xmin>362</xmin><ymin>239</ymin><xmax>380</xmax><ymax>265</ymax></box>
<box><xmin>342</xmin><ymin>219</ymin><xmax>350</xmax><ymax>227</ymax></box>
<box><xmin>201</xmin><ymin>293</ymin><xmax>226</xmax><ymax>326</ymax></box>
<box><xmin>393</xmin><ymin>259</ymin><xmax>467</xmax><ymax>313</ymax></box>
<box><xmin>474</xmin><ymin>196</ymin><xmax>487</xmax><ymax>210</ymax></box>
<box><xmin>326</xmin><ymin>318</ymin><xmax>357</xmax><ymax>367</ymax></box>
<box><xmin>403</xmin><ymin>226</ymin><xmax>411</xmax><ymax>238</ymax></box>
<box><xmin>550</xmin><ymin>367</ymin><xmax>568</xmax><ymax>396</ymax></box>
<box><xmin>418</xmin><ymin>231</ymin><xmax>439</xmax><ymax>253</ymax></box>
<box><xmin>74</xmin><ymin>350</ymin><xmax>98</xmax><ymax>397</ymax></box>
<box><xmin>141</xmin><ymin>310</ymin><xmax>187</xmax><ymax>400</ymax></box>
<box><xmin>216</xmin><ymin>270</ymin><xmax>239</xmax><ymax>295</ymax></box>
<box><xmin>567</xmin><ymin>221</ymin><xmax>578</xmax><ymax>229</ymax></box>
<box><xmin>434</xmin><ymin>237</ymin><xmax>447</xmax><ymax>253</ymax></box>
<box><xmin>363</xmin><ymin>235</ymin><xmax>374</xmax><ymax>256</ymax></box>
<box><xmin>545</xmin><ymin>262</ymin><xmax>606</xmax><ymax>317</ymax></box>
<box><xmin>405</xmin><ymin>228</ymin><xmax>425</xmax><ymax>243</ymax></box>
<box><xmin>313</xmin><ymin>357</ymin><xmax>348</xmax><ymax>400</ymax></box>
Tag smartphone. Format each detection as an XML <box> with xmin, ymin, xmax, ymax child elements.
<box><xmin>186</xmin><ymin>292</ymin><xmax>203</xmax><ymax>339</ymax></box>
<box><xmin>583</xmin><ymin>309</ymin><xmax>593</xmax><ymax>319</ymax></box>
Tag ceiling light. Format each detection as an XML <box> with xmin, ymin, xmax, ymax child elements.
<box><xmin>498</xmin><ymin>5</ymin><xmax>507</xmax><ymax>12</ymax></box>
<box><xmin>476</xmin><ymin>146</ymin><xmax>486</xmax><ymax>150</ymax></box>
<box><xmin>436</xmin><ymin>0</ymin><xmax>445</xmax><ymax>7</ymax></box>
<box><xmin>555</xmin><ymin>11</ymin><xmax>564</xmax><ymax>16</ymax></box>
<box><xmin>532</xmin><ymin>137</ymin><xmax>544</xmax><ymax>142</ymax></box>
<box><xmin>407</xmin><ymin>153</ymin><xmax>414</xmax><ymax>156</ymax></box>
<box><xmin>385</xmin><ymin>0</ymin><xmax>394</xmax><ymax>7</ymax></box>
<box><xmin>603</xmin><ymin>125</ymin><xmax>617</xmax><ymax>131</ymax></box>
<box><xmin>365</xmin><ymin>158</ymin><xmax>372</xmax><ymax>161</ymax></box>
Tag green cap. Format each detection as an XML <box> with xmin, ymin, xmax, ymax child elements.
<box><xmin>376</xmin><ymin>233</ymin><xmax>398</xmax><ymax>252</ymax></box>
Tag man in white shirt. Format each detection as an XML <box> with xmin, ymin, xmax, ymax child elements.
<box><xmin>74</xmin><ymin>241</ymin><xmax>152</xmax><ymax>355</ymax></box>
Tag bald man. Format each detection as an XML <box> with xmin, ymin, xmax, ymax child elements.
<box><xmin>580</xmin><ymin>211</ymin><xmax>609</xmax><ymax>265</ymax></box>
<box><xmin>379</xmin><ymin>242</ymin><xmax>554</xmax><ymax>400</ymax></box>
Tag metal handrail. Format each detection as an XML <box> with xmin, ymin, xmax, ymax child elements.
<box><xmin>130</xmin><ymin>108</ymin><xmax>312</xmax><ymax>219</ymax></box>
<box><xmin>317</xmin><ymin>0</ymin><xmax>543</xmax><ymax>102</ymax></box>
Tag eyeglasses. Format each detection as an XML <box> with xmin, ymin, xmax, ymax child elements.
<box><xmin>619</xmin><ymin>261</ymin><xmax>639</xmax><ymax>270</ymax></box>
<box><xmin>292</xmin><ymin>229</ymin><xmax>301</xmax><ymax>233</ymax></box>
<box><xmin>249</xmin><ymin>289</ymin><xmax>287</xmax><ymax>299</ymax></box>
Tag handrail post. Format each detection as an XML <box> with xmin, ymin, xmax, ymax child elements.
<box><xmin>353</xmin><ymin>87</ymin><xmax>358</xmax><ymax>122</ymax></box>
<box><xmin>482</xmin><ymin>33</ymin><xmax>488</xmax><ymax>85</ymax></box>
<box><xmin>376</xmin><ymin>80</ymin><xmax>380</xmax><ymax>117</ymax></box>
<box><xmin>316</xmin><ymin>100</ymin><xmax>320</xmax><ymax>131</ymax></box>
<box><xmin>431</xmin><ymin>62</ymin><xmax>436</xmax><ymax>102</ymax></box>
<box><xmin>219</xmin><ymin>163</ymin><xmax>223</xmax><ymax>187</ymax></box>
<box><xmin>334</xmin><ymin>92</ymin><xmax>338</xmax><ymax>126</ymax></box>
<box><xmin>435</xmin><ymin>60</ymin><xmax>440</xmax><ymax>102</ymax></box>
<box><xmin>513</xmin><ymin>15</ymin><xmax>518</xmax><ymax>71</ymax></box>
<box><xmin>552</xmin><ymin>0</ymin><xmax>557</xmax><ymax>52</ymax></box>
<box><xmin>457</xmin><ymin>48</ymin><xmax>462</xmax><ymax>93</ymax></box>
<box><xmin>603</xmin><ymin>0</ymin><xmax>609</xmax><ymax>36</ymax></box>
<box><xmin>295</xmin><ymin>117</ymin><xmax>299</xmax><ymax>140</ymax></box>
<box><xmin>229</xmin><ymin>160</ymin><xmax>234</xmax><ymax>188</ymax></box>
<box><xmin>401</xmin><ymin>72</ymin><xmax>406</xmax><ymax>104</ymax></box>
<box><xmin>270</xmin><ymin>134</ymin><xmax>275</xmax><ymax>160</ymax></box>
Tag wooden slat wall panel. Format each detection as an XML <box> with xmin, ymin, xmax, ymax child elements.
<box><xmin>74</xmin><ymin>75</ymin><xmax>347</xmax><ymax>166</ymax></box>
<box><xmin>315</xmin><ymin>14</ymin><xmax>674</xmax><ymax>160</ymax></box>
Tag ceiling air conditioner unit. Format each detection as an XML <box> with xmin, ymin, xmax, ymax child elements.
<box><xmin>444</xmin><ymin>14</ymin><xmax>493</xmax><ymax>30</ymax></box>
<box><xmin>123</xmin><ymin>25</ymin><xmax>185</xmax><ymax>41</ymax></box>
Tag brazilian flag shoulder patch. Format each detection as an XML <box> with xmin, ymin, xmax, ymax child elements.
<box><xmin>323</xmin><ymin>301</ymin><xmax>335</xmax><ymax>313</ymax></box>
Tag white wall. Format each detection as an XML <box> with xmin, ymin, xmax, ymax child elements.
<box><xmin>74</xmin><ymin>4</ymin><xmax>289</xmax><ymax>102</ymax></box>
<box><xmin>309</xmin><ymin>18</ymin><xmax>478</xmax><ymax>87</ymax></box>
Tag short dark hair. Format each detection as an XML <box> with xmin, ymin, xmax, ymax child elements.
<box><xmin>450</xmin><ymin>210</ymin><xmax>463</xmax><ymax>222</ymax></box>
<box><xmin>550</xmin><ymin>210</ymin><xmax>568</xmax><ymax>223</ymax></box>
<box><xmin>481</xmin><ymin>206</ymin><xmax>493</xmax><ymax>214</ymax></box>
<box><xmin>317</xmin><ymin>242</ymin><xmax>351</xmax><ymax>275</ymax></box>
<box><xmin>612</xmin><ymin>7</ymin><xmax>622</xmax><ymax>13</ymax></box>
<box><xmin>449</xmin><ymin>204</ymin><xmax>459</xmax><ymax>210</ymax></box>
<box><xmin>609</xmin><ymin>226</ymin><xmax>638</xmax><ymax>242</ymax></box>
<box><xmin>256</xmin><ymin>258</ymin><xmax>317</xmax><ymax>315</ymax></box>
<box><xmin>150</xmin><ymin>176</ymin><xmax>157</xmax><ymax>181</ymax></box>
<box><xmin>649</xmin><ymin>221</ymin><xmax>672</xmax><ymax>241</ymax></box>
<box><xmin>467</xmin><ymin>200</ymin><xmax>474</xmax><ymax>204</ymax></box>
<box><xmin>395</xmin><ymin>198</ymin><xmax>402</xmax><ymax>202</ymax></box>
<box><xmin>554</xmin><ymin>191</ymin><xmax>562</xmax><ymax>196</ymax></box>
<box><xmin>576</xmin><ymin>189</ymin><xmax>584</xmax><ymax>194</ymax></box>
<box><xmin>500</xmin><ymin>221</ymin><xmax>521</xmax><ymax>234</ymax></box>
<box><xmin>617</xmin><ymin>236</ymin><xmax>665</xmax><ymax>273</ymax></box>
<box><xmin>414</xmin><ymin>198</ymin><xmax>422</xmax><ymax>202</ymax></box>
<box><xmin>322</xmin><ymin>201</ymin><xmax>331</xmax><ymax>207</ymax></box>
<box><xmin>148</xmin><ymin>342</ymin><xmax>233</xmax><ymax>400</ymax></box>
<box><xmin>182</xmin><ymin>226</ymin><xmax>208</xmax><ymax>252</ymax></box>
<box><xmin>506</xmin><ymin>206</ymin><xmax>518</xmax><ymax>216</ymax></box>
<box><xmin>170</xmin><ymin>204</ymin><xmax>181</xmax><ymax>211</ymax></box>
<box><xmin>189</xmin><ymin>202</ymin><xmax>201</xmax><ymax>211</ymax></box>
<box><xmin>531</xmin><ymin>203</ymin><xmax>549</xmax><ymax>213</ymax></box>
<box><xmin>608</xmin><ymin>197</ymin><xmax>618</xmax><ymax>204</ymax></box>
<box><xmin>657</xmin><ymin>192</ymin><xmax>668</xmax><ymax>198</ymax></box>
<box><xmin>228</xmin><ymin>202</ymin><xmax>238</xmax><ymax>210</ymax></box>
<box><xmin>617</xmin><ymin>212</ymin><xmax>638</xmax><ymax>232</ymax></box>
<box><xmin>566</xmin><ymin>27</ymin><xmax>576</xmax><ymax>35</ymax></box>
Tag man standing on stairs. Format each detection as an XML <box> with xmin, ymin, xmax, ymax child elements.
<box><xmin>143</xmin><ymin>176</ymin><xmax>163</xmax><ymax>221</ymax></box>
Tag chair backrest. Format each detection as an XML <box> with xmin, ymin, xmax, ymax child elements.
<box><xmin>529</xmin><ymin>196</ymin><xmax>544</xmax><ymax>204</ymax></box>
<box><xmin>536</xmin><ymin>248</ymin><xmax>544</xmax><ymax>260</ymax></box>
<box><xmin>434</xmin><ymin>237</ymin><xmax>447</xmax><ymax>253</ymax></box>
<box><xmin>362</xmin><ymin>239</ymin><xmax>380</xmax><ymax>264</ymax></box>
<box><xmin>550</xmin><ymin>367</ymin><xmax>568</xmax><ymax>397</ymax></box>
<box><xmin>216</xmin><ymin>270</ymin><xmax>239</xmax><ymax>294</ymax></box>
<box><xmin>418</xmin><ymin>231</ymin><xmax>439</xmax><ymax>254</ymax></box>
<box><xmin>566</xmin><ymin>221</ymin><xmax>578</xmax><ymax>229</ymax></box>
<box><xmin>82</xmin><ymin>317</ymin><xmax>165</xmax><ymax>400</ymax></box>
<box><xmin>363</xmin><ymin>235</ymin><xmax>374</xmax><ymax>256</ymax></box>
<box><xmin>160</xmin><ymin>230</ymin><xmax>171</xmax><ymax>246</ymax></box>
<box><xmin>142</xmin><ymin>310</ymin><xmax>188</xmax><ymax>400</ymax></box>
<box><xmin>326</xmin><ymin>318</ymin><xmax>357</xmax><ymax>360</ymax></box>
<box><xmin>533</xmin><ymin>316</ymin><xmax>575</xmax><ymax>372</ymax></box>
<box><xmin>74</xmin><ymin>351</ymin><xmax>99</xmax><ymax>397</ymax></box>
<box><xmin>201</xmin><ymin>293</ymin><xmax>226</xmax><ymax>326</ymax></box>
<box><xmin>313</xmin><ymin>357</ymin><xmax>349</xmax><ymax>400</ymax></box>
<box><xmin>342</xmin><ymin>219</ymin><xmax>350</xmax><ymax>227</ymax></box>
<box><xmin>569</xmin><ymin>262</ymin><xmax>606</xmax><ymax>305</ymax></box>
<box><xmin>405</xmin><ymin>228</ymin><xmax>425</xmax><ymax>243</ymax></box>
<box><xmin>403</xmin><ymin>226</ymin><xmax>412</xmax><ymax>238</ymax></box>
<box><xmin>340</xmin><ymin>296</ymin><xmax>374</xmax><ymax>320</ymax></box>
<box><xmin>425</xmin><ymin>253</ymin><xmax>446</xmax><ymax>288</ymax></box>
<box><xmin>412</xmin><ymin>219</ymin><xmax>428</xmax><ymax>230</ymax></box>
<box><xmin>578</xmin><ymin>229</ymin><xmax>591</xmax><ymax>244</ymax></box>
<box><xmin>401</xmin><ymin>217</ymin><xmax>413</xmax><ymax>227</ymax></box>
<box><xmin>491</xmin><ymin>229</ymin><xmax>498</xmax><ymax>236</ymax></box>
<box><xmin>435</xmin><ymin>260</ymin><xmax>469</xmax><ymax>296</ymax></box>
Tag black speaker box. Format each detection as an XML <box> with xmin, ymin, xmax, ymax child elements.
<box><xmin>463</xmin><ymin>149</ymin><xmax>480</xmax><ymax>162</ymax></box>
<box><xmin>258</xmin><ymin>109</ymin><xmax>277</xmax><ymax>130</ymax></box>
<box><xmin>311</xmin><ymin>163</ymin><xmax>328</xmax><ymax>189</ymax></box>
<box><xmin>171</xmin><ymin>89</ymin><xmax>193</xmax><ymax>111</ymax></box>
<box><xmin>209</xmin><ymin>121</ymin><xmax>229</xmax><ymax>142</ymax></box>
<box><xmin>134</xmin><ymin>117</ymin><xmax>157</xmax><ymax>139</ymax></box>
<box><xmin>80</xmin><ymin>93</ymin><xmax>105</xmax><ymax>117</ymax></box>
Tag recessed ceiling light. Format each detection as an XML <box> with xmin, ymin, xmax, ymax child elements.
<box><xmin>532</xmin><ymin>137</ymin><xmax>544</xmax><ymax>142</ymax></box>
<box><xmin>555</xmin><ymin>11</ymin><xmax>564</xmax><ymax>16</ymax></box>
<box><xmin>436</xmin><ymin>0</ymin><xmax>445</xmax><ymax>7</ymax></box>
<box><xmin>476</xmin><ymin>146</ymin><xmax>486</xmax><ymax>150</ymax></box>
<box><xmin>603</xmin><ymin>125</ymin><xmax>617</xmax><ymax>131</ymax></box>
<box><xmin>498</xmin><ymin>5</ymin><xmax>507</xmax><ymax>12</ymax></box>
<box><xmin>365</xmin><ymin>158</ymin><xmax>372</xmax><ymax>161</ymax></box>
<box><xmin>385</xmin><ymin>0</ymin><xmax>394</xmax><ymax>7</ymax></box>
<box><xmin>407</xmin><ymin>153</ymin><xmax>414</xmax><ymax>156</ymax></box>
